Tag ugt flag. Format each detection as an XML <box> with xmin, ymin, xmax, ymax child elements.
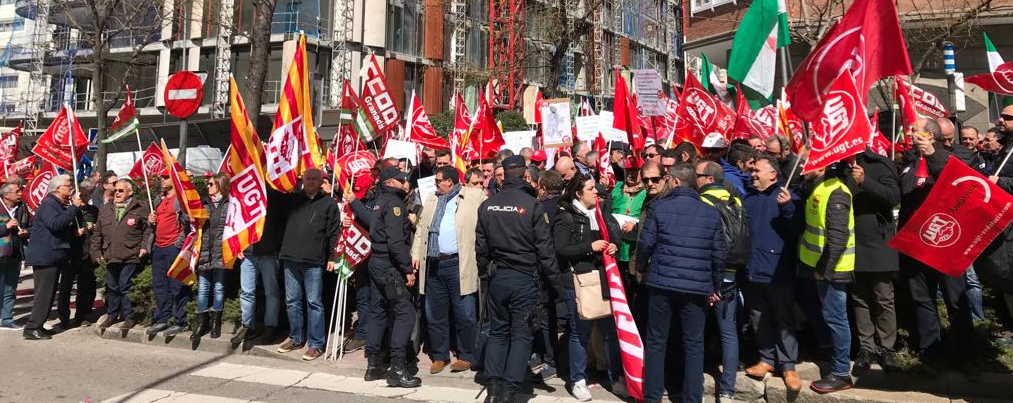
<box><xmin>33</xmin><ymin>104</ymin><xmax>90</xmax><ymax>171</ymax></box>
<box><xmin>127</xmin><ymin>142</ymin><xmax>164</xmax><ymax>181</ymax></box>
<box><xmin>802</xmin><ymin>73</ymin><xmax>871</xmax><ymax>173</ymax></box>
<box><xmin>889</xmin><ymin>157</ymin><xmax>1013</xmax><ymax>277</ymax></box>
<box><xmin>223</xmin><ymin>77</ymin><xmax>268</xmax><ymax>268</ymax></box>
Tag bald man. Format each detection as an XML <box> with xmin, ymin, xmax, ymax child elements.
<box><xmin>936</xmin><ymin>117</ymin><xmax>975</xmax><ymax>165</ymax></box>
<box><xmin>976</xmin><ymin>105</ymin><xmax>1013</xmax><ymax>329</ymax></box>
<box><xmin>554</xmin><ymin>156</ymin><xmax>577</xmax><ymax>184</ymax></box>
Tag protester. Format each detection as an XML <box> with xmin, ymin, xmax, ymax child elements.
<box><xmin>411</xmin><ymin>166</ymin><xmax>484</xmax><ymax>374</ymax></box>
<box><xmin>59</xmin><ymin>179</ymin><xmax>98</xmax><ymax>328</ymax></box>
<box><xmin>234</xmin><ymin>188</ymin><xmax>285</xmax><ymax>344</ymax></box>
<box><xmin>364</xmin><ymin>167</ymin><xmax>421</xmax><ymax>387</ymax></box>
<box><xmin>660</xmin><ymin>149</ymin><xmax>678</xmax><ymax>169</ymax></box>
<box><xmin>277</xmin><ymin>168</ymin><xmax>340</xmax><ymax>361</ymax></box>
<box><xmin>530</xmin><ymin>150</ymin><xmax>548</xmax><ymax>170</ymax></box>
<box><xmin>673</xmin><ymin>141</ymin><xmax>699</xmax><ymax>164</ymax></box>
<box><xmin>742</xmin><ymin>156</ymin><xmax>802</xmax><ymax>392</ymax></box>
<box><xmin>0</xmin><ymin>182</ymin><xmax>28</xmax><ymax>330</ymax></box>
<box><xmin>553</xmin><ymin>174</ymin><xmax>625</xmax><ymax>401</ymax></box>
<box><xmin>610</xmin><ymin>144</ymin><xmax>628</xmax><ymax>179</ymax></box>
<box><xmin>721</xmin><ymin>143</ymin><xmax>755</xmax><ymax>195</ymax></box>
<box><xmin>764</xmin><ymin>135</ymin><xmax>802</xmax><ymax>190</ymax></box>
<box><xmin>555</xmin><ymin>155</ymin><xmax>578</xmax><ymax>184</ymax></box>
<box><xmin>91</xmin><ymin>178</ymin><xmax>151</xmax><ymax>333</ymax></box>
<box><xmin>641</xmin><ymin>144</ymin><xmax>661</xmax><ymax>164</ymax></box>
<box><xmin>977</xmin><ymin>105</ymin><xmax>1013</xmax><ymax>331</ymax></box>
<box><xmin>464</xmin><ymin>168</ymin><xmax>486</xmax><ymax>191</ymax></box>
<box><xmin>93</xmin><ymin>172</ymin><xmax>118</xmax><ymax>208</ymax></box>
<box><xmin>747</xmin><ymin>135</ymin><xmax>767</xmax><ymax>152</ymax></box>
<box><xmin>611</xmin><ymin>166</ymin><xmax>645</xmax><ymax>294</ymax></box>
<box><xmin>476</xmin><ymin>155</ymin><xmax>558</xmax><ymax>403</ymax></box>
<box><xmin>146</xmin><ymin>171</ymin><xmax>192</xmax><ymax>338</ymax></box>
<box><xmin>571</xmin><ymin>142</ymin><xmax>591</xmax><ymax>165</ymax></box>
<box><xmin>844</xmin><ymin>149</ymin><xmax>902</xmax><ymax>372</ymax></box>
<box><xmin>520</xmin><ymin>147</ymin><xmax>533</xmax><ymax>166</ymax></box>
<box><xmin>532</xmin><ymin>168</ymin><xmax>564</xmax><ymax>380</ymax></box>
<box><xmin>190</xmin><ymin>174</ymin><xmax>231</xmax><ymax>343</ymax></box>
<box><xmin>637</xmin><ymin>163</ymin><xmax>726</xmax><ymax>403</ymax></box>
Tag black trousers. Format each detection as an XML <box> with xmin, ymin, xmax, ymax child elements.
<box><xmin>900</xmin><ymin>255</ymin><xmax>972</xmax><ymax>354</ymax></box>
<box><xmin>57</xmin><ymin>260</ymin><xmax>97</xmax><ymax>323</ymax></box>
<box><xmin>484</xmin><ymin>269</ymin><xmax>538</xmax><ymax>392</ymax></box>
<box><xmin>27</xmin><ymin>265</ymin><xmax>61</xmax><ymax>330</ymax></box>
<box><xmin>744</xmin><ymin>281</ymin><xmax>799</xmax><ymax>371</ymax></box>
<box><xmin>850</xmin><ymin>272</ymin><xmax>897</xmax><ymax>353</ymax></box>
<box><xmin>365</xmin><ymin>257</ymin><xmax>415</xmax><ymax>361</ymax></box>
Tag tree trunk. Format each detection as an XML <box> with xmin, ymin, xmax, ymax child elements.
<box><xmin>93</xmin><ymin>56</ymin><xmax>109</xmax><ymax>173</ymax></box>
<box><xmin>244</xmin><ymin>0</ymin><xmax>276</xmax><ymax>126</ymax></box>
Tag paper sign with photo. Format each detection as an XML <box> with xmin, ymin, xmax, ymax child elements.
<box><xmin>540</xmin><ymin>98</ymin><xmax>573</xmax><ymax>147</ymax></box>
<box><xmin>417</xmin><ymin>175</ymin><xmax>437</xmax><ymax>203</ymax></box>
<box><xmin>502</xmin><ymin>130</ymin><xmax>537</xmax><ymax>154</ymax></box>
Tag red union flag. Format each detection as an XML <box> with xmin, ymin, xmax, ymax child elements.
<box><xmin>889</xmin><ymin>157</ymin><xmax>1013</xmax><ymax>276</ymax></box>
<box><xmin>224</xmin><ymin>77</ymin><xmax>268</xmax><ymax>268</ymax></box>
<box><xmin>265</xmin><ymin>116</ymin><xmax>304</xmax><ymax>192</ymax></box>
<box><xmin>594</xmin><ymin>133</ymin><xmax>616</xmax><ymax>188</ymax></box>
<box><xmin>25</xmin><ymin>162</ymin><xmax>58</xmax><ymax>214</ymax></box>
<box><xmin>896</xmin><ymin>78</ymin><xmax>949</xmax><ymax>119</ymax></box>
<box><xmin>966</xmin><ymin>61</ymin><xmax>1013</xmax><ymax>96</ymax></box>
<box><xmin>0</xmin><ymin>122</ymin><xmax>21</xmax><ymax>163</ymax></box>
<box><xmin>785</xmin><ymin>0</ymin><xmax>912</xmax><ymax>121</ymax></box>
<box><xmin>335</xmin><ymin>150</ymin><xmax>378</xmax><ymax>198</ymax></box>
<box><xmin>361</xmin><ymin>54</ymin><xmax>400</xmax><ymax>134</ymax></box>
<box><xmin>6</xmin><ymin>155</ymin><xmax>35</xmax><ymax>178</ymax></box>
<box><xmin>33</xmin><ymin>104</ymin><xmax>90</xmax><ymax>171</ymax></box>
<box><xmin>675</xmin><ymin>73</ymin><xmax>736</xmax><ymax>148</ymax></box>
<box><xmin>405</xmin><ymin>90</ymin><xmax>449</xmax><ymax>150</ymax></box>
<box><xmin>803</xmin><ymin>73</ymin><xmax>871</xmax><ymax>173</ymax></box>
<box><xmin>128</xmin><ymin>142</ymin><xmax>164</xmax><ymax>181</ymax></box>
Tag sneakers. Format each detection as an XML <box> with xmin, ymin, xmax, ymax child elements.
<box><xmin>302</xmin><ymin>347</ymin><xmax>324</xmax><ymax>361</ymax></box>
<box><xmin>450</xmin><ymin>360</ymin><xmax>472</xmax><ymax>372</ymax></box>
<box><xmin>0</xmin><ymin>322</ymin><xmax>23</xmax><ymax>331</ymax></box>
<box><xmin>810</xmin><ymin>374</ymin><xmax>853</xmax><ymax>394</ymax></box>
<box><xmin>538</xmin><ymin>363</ymin><xmax>558</xmax><ymax>380</ymax></box>
<box><xmin>430</xmin><ymin>360</ymin><xmax>447</xmax><ymax>374</ymax></box>
<box><xmin>277</xmin><ymin>339</ymin><xmax>305</xmax><ymax>353</ymax></box>
<box><xmin>230</xmin><ymin>326</ymin><xmax>249</xmax><ymax>344</ymax></box>
<box><xmin>343</xmin><ymin>337</ymin><xmax>366</xmax><ymax>352</ymax></box>
<box><xmin>571</xmin><ymin>379</ymin><xmax>593</xmax><ymax>402</ymax></box>
<box><xmin>717</xmin><ymin>393</ymin><xmax>735</xmax><ymax>402</ymax></box>
<box><xmin>146</xmin><ymin>322</ymin><xmax>170</xmax><ymax>336</ymax></box>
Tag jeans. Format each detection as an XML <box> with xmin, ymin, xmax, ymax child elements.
<box><xmin>353</xmin><ymin>269</ymin><xmax>371</xmax><ymax>340</ymax></box>
<box><xmin>0</xmin><ymin>257</ymin><xmax>20</xmax><ymax>326</ymax></box>
<box><xmin>424</xmin><ymin>256</ymin><xmax>477</xmax><ymax>362</ymax></box>
<box><xmin>965</xmin><ymin>267</ymin><xmax>985</xmax><ymax>321</ymax></box>
<box><xmin>712</xmin><ymin>281</ymin><xmax>739</xmax><ymax>395</ymax></box>
<box><xmin>105</xmin><ymin>263</ymin><xmax>138</xmax><ymax>320</ymax></box>
<box><xmin>58</xmin><ymin>261</ymin><xmax>96</xmax><ymax>323</ymax></box>
<box><xmin>644</xmin><ymin>287</ymin><xmax>707</xmax><ymax>403</ymax></box>
<box><xmin>239</xmin><ymin>254</ymin><xmax>281</xmax><ymax>329</ymax></box>
<box><xmin>797</xmin><ymin>274</ymin><xmax>832</xmax><ymax>348</ymax></box>
<box><xmin>151</xmin><ymin>246</ymin><xmax>191</xmax><ymax>326</ymax></box>
<box><xmin>817</xmin><ymin>280</ymin><xmax>851</xmax><ymax>377</ymax></box>
<box><xmin>484</xmin><ymin>269</ymin><xmax>538</xmax><ymax>393</ymax></box>
<box><xmin>197</xmin><ymin>269</ymin><xmax>226</xmax><ymax>312</ymax></box>
<box><xmin>284</xmin><ymin>261</ymin><xmax>326</xmax><ymax>349</ymax></box>
<box><xmin>745</xmin><ymin>281</ymin><xmax>798</xmax><ymax>371</ymax></box>
<box><xmin>564</xmin><ymin>287</ymin><xmax>622</xmax><ymax>385</ymax></box>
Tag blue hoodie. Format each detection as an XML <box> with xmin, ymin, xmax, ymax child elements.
<box><xmin>720</xmin><ymin>158</ymin><xmax>751</xmax><ymax>196</ymax></box>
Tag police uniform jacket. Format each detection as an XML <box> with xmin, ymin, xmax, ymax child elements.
<box><xmin>369</xmin><ymin>185</ymin><xmax>414</xmax><ymax>274</ymax></box>
<box><xmin>475</xmin><ymin>177</ymin><xmax>559</xmax><ymax>282</ymax></box>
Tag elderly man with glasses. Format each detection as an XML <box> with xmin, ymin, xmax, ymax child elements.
<box><xmin>91</xmin><ymin>178</ymin><xmax>152</xmax><ymax>333</ymax></box>
<box><xmin>0</xmin><ymin>182</ymin><xmax>29</xmax><ymax>330</ymax></box>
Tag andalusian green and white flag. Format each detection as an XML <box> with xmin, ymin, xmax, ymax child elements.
<box><xmin>983</xmin><ymin>33</ymin><xmax>1013</xmax><ymax>108</ymax></box>
<box><xmin>727</xmin><ymin>0</ymin><xmax>791</xmax><ymax>99</ymax></box>
<box><xmin>700</xmin><ymin>53</ymin><xmax>730</xmax><ymax>102</ymax></box>
<box><xmin>101</xmin><ymin>86</ymin><xmax>140</xmax><ymax>143</ymax></box>
<box><xmin>353</xmin><ymin>107</ymin><xmax>379</xmax><ymax>143</ymax></box>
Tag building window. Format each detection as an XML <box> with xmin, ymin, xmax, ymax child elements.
<box><xmin>691</xmin><ymin>0</ymin><xmax>736</xmax><ymax>15</ymax></box>
<box><xmin>0</xmin><ymin>17</ymin><xmax>24</xmax><ymax>32</ymax></box>
<box><xmin>0</xmin><ymin>75</ymin><xmax>18</xmax><ymax>89</ymax></box>
<box><xmin>386</xmin><ymin>0</ymin><xmax>424</xmax><ymax>56</ymax></box>
<box><xmin>0</xmin><ymin>0</ymin><xmax>16</xmax><ymax>5</ymax></box>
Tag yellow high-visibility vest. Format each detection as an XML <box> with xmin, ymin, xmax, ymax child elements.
<box><xmin>799</xmin><ymin>178</ymin><xmax>855</xmax><ymax>273</ymax></box>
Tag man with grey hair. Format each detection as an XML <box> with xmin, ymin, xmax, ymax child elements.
<box><xmin>0</xmin><ymin>182</ymin><xmax>29</xmax><ymax>330</ymax></box>
<box><xmin>24</xmin><ymin>175</ymin><xmax>85</xmax><ymax>340</ymax></box>
<box><xmin>764</xmin><ymin>135</ymin><xmax>801</xmax><ymax>190</ymax></box>
<box><xmin>91</xmin><ymin>178</ymin><xmax>152</xmax><ymax>332</ymax></box>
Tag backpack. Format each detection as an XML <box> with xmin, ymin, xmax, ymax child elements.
<box><xmin>701</xmin><ymin>194</ymin><xmax>751</xmax><ymax>270</ymax></box>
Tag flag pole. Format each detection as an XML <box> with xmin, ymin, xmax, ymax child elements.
<box><xmin>783</xmin><ymin>154</ymin><xmax>804</xmax><ymax>189</ymax></box>
<box><xmin>995</xmin><ymin>142</ymin><xmax>1013</xmax><ymax>175</ymax></box>
<box><xmin>66</xmin><ymin>104</ymin><xmax>80</xmax><ymax>194</ymax></box>
<box><xmin>135</xmin><ymin>132</ymin><xmax>155</xmax><ymax>211</ymax></box>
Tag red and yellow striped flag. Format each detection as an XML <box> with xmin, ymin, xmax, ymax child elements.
<box><xmin>161</xmin><ymin>138</ymin><xmax>208</xmax><ymax>285</ymax></box>
<box><xmin>168</xmin><ymin>229</ymin><xmax>201</xmax><ymax>286</ymax></box>
<box><xmin>265</xmin><ymin>33</ymin><xmax>323</xmax><ymax>192</ymax></box>
<box><xmin>222</xmin><ymin>77</ymin><xmax>268</xmax><ymax>268</ymax></box>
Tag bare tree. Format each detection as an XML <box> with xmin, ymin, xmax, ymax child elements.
<box><xmin>243</xmin><ymin>0</ymin><xmax>278</xmax><ymax>121</ymax></box>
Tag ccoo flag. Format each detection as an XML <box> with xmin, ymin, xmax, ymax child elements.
<box><xmin>889</xmin><ymin>156</ymin><xmax>1013</xmax><ymax>277</ymax></box>
<box><xmin>727</xmin><ymin>0</ymin><xmax>790</xmax><ymax>99</ymax></box>
<box><xmin>33</xmin><ymin>104</ymin><xmax>90</xmax><ymax>171</ymax></box>
<box><xmin>223</xmin><ymin>77</ymin><xmax>268</xmax><ymax>268</ymax></box>
<box><xmin>127</xmin><ymin>142</ymin><xmax>164</xmax><ymax>181</ymax></box>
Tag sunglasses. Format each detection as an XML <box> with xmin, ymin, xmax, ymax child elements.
<box><xmin>114</xmin><ymin>189</ymin><xmax>128</xmax><ymax>193</ymax></box>
<box><xmin>642</xmin><ymin>176</ymin><xmax>664</xmax><ymax>184</ymax></box>
<box><xmin>643</xmin><ymin>153</ymin><xmax>659</xmax><ymax>158</ymax></box>
<box><xmin>1002</xmin><ymin>114</ymin><xmax>1013</xmax><ymax>121</ymax></box>
<box><xmin>207</xmin><ymin>182</ymin><xmax>216</xmax><ymax>188</ymax></box>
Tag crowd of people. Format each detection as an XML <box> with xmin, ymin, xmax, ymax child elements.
<box><xmin>4</xmin><ymin>107</ymin><xmax>1013</xmax><ymax>403</ymax></box>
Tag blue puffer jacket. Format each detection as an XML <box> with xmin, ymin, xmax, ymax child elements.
<box><xmin>742</xmin><ymin>182</ymin><xmax>802</xmax><ymax>284</ymax></box>
<box><xmin>636</xmin><ymin>186</ymin><xmax>727</xmax><ymax>296</ymax></box>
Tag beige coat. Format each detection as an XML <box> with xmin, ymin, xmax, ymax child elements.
<box><xmin>411</xmin><ymin>186</ymin><xmax>485</xmax><ymax>295</ymax></box>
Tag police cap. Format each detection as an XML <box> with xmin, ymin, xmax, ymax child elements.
<box><xmin>502</xmin><ymin>155</ymin><xmax>526</xmax><ymax>171</ymax></box>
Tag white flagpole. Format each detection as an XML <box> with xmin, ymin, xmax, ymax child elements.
<box><xmin>995</xmin><ymin>143</ymin><xmax>1013</xmax><ymax>175</ymax></box>
<box><xmin>66</xmin><ymin>104</ymin><xmax>80</xmax><ymax>193</ymax></box>
<box><xmin>135</xmin><ymin>132</ymin><xmax>155</xmax><ymax>211</ymax></box>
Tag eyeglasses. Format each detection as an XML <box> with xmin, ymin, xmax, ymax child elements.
<box><xmin>696</xmin><ymin>173</ymin><xmax>711</xmax><ymax>178</ymax></box>
<box><xmin>207</xmin><ymin>182</ymin><xmax>216</xmax><ymax>188</ymax></box>
<box><xmin>114</xmin><ymin>189</ymin><xmax>128</xmax><ymax>193</ymax></box>
<box><xmin>642</xmin><ymin>176</ymin><xmax>664</xmax><ymax>184</ymax></box>
<box><xmin>643</xmin><ymin>153</ymin><xmax>659</xmax><ymax>158</ymax></box>
<box><xmin>1002</xmin><ymin>114</ymin><xmax>1013</xmax><ymax>121</ymax></box>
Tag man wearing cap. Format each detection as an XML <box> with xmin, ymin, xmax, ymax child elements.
<box><xmin>145</xmin><ymin>170</ymin><xmax>192</xmax><ymax>337</ymax></box>
<box><xmin>477</xmin><ymin>155</ymin><xmax>559</xmax><ymax>403</ymax></box>
<box><xmin>363</xmin><ymin>167</ymin><xmax>422</xmax><ymax>387</ymax></box>
<box><xmin>530</xmin><ymin>150</ymin><xmax>548</xmax><ymax>170</ymax></box>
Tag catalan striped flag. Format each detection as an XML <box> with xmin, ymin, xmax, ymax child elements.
<box><xmin>450</xmin><ymin>91</ymin><xmax>471</xmax><ymax>178</ymax></box>
<box><xmin>266</xmin><ymin>33</ymin><xmax>323</xmax><ymax>192</ymax></box>
<box><xmin>169</xmin><ymin>230</ymin><xmax>201</xmax><ymax>286</ymax></box>
<box><xmin>161</xmin><ymin>138</ymin><xmax>208</xmax><ymax>285</ymax></box>
<box><xmin>222</xmin><ymin>77</ymin><xmax>268</xmax><ymax>268</ymax></box>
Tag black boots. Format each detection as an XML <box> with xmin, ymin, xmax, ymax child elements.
<box><xmin>364</xmin><ymin>355</ymin><xmax>387</xmax><ymax>382</ymax></box>
<box><xmin>486</xmin><ymin>379</ymin><xmax>503</xmax><ymax>403</ymax></box>
<box><xmin>386</xmin><ymin>357</ymin><xmax>421</xmax><ymax>388</ymax></box>
<box><xmin>190</xmin><ymin>312</ymin><xmax>209</xmax><ymax>342</ymax></box>
<box><xmin>209</xmin><ymin>311</ymin><xmax>222</xmax><ymax>339</ymax></box>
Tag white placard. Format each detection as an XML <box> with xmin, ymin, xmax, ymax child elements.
<box><xmin>540</xmin><ymin>98</ymin><xmax>574</xmax><ymax>147</ymax></box>
<box><xmin>382</xmin><ymin>139</ymin><xmax>418</xmax><ymax>166</ymax></box>
<box><xmin>417</xmin><ymin>175</ymin><xmax>437</xmax><ymax>204</ymax></box>
<box><xmin>598</xmin><ymin>111</ymin><xmax>628</xmax><ymax>144</ymax></box>
<box><xmin>575</xmin><ymin>115</ymin><xmax>600</xmax><ymax>142</ymax></box>
<box><xmin>502</xmin><ymin>130</ymin><xmax>537</xmax><ymax>154</ymax></box>
<box><xmin>633</xmin><ymin>69</ymin><xmax>664</xmax><ymax>116</ymax></box>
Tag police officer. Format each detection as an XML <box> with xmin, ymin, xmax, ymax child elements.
<box><xmin>363</xmin><ymin>167</ymin><xmax>421</xmax><ymax>388</ymax></box>
<box><xmin>476</xmin><ymin>156</ymin><xmax>559</xmax><ymax>403</ymax></box>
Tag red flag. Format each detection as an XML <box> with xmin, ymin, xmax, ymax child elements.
<box><xmin>894</xmin><ymin>77</ymin><xmax>919</xmax><ymax>127</ymax></box>
<box><xmin>593</xmin><ymin>202</ymin><xmax>645</xmax><ymax>401</ymax></box>
<box><xmin>656</xmin><ymin>92</ymin><xmax>680</xmax><ymax>149</ymax></box>
<box><xmin>777</xmin><ymin>98</ymin><xmax>806</xmax><ymax>155</ymax></box>
<box><xmin>732</xmin><ymin>87</ymin><xmax>753</xmax><ymax>141</ymax></box>
<box><xmin>361</xmin><ymin>53</ymin><xmax>401</xmax><ymax>134</ymax></box>
<box><xmin>533</xmin><ymin>90</ymin><xmax>544</xmax><ymax>144</ymax></box>
<box><xmin>0</xmin><ymin>122</ymin><xmax>21</xmax><ymax>164</ymax></box>
<box><xmin>406</xmin><ymin>91</ymin><xmax>449</xmax><ymax>150</ymax></box>
<box><xmin>593</xmin><ymin>133</ymin><xmax>616</xmax><ymax>188</ymax></box>
<box><xmin>803</xmin><ymin>73</ymin><xmax>872</xmax><ymax>173</ymax></box>
<box><xmin>613</xmin><ymin>69</ymin><xmax>645</xmax><ymax>154</ymax></box>
<box><xmin>467</xmin><ymin>90</ymin><xmax>504</xmax><ymax>160</ymax></box>
<box><xmin>33</xmin><ymin>104</ymin><xmax>90</xmax><ymax>171</ymax></box>
<box><xmin>896</xmin><ymin>77</ymin><xmax>949</xmax><ymax>119</ymax></box>
<box><xmin>966</xmin><ymin>61</ymin><xmax>1013</xmax><ymax>96</ymax></box>
<box><xmin>451</xmin><ymin>92</ymin><xmax>472</xmax><ymax>177</ymax></box>
<box><xmin>675</xmin><ymin>73</ymin><xmax>737</xmax><ymax>149</ymax></box>
<box><xmin>785</xmin><ymin>0</ymin><xmax>912</xmax><ymax>121</ymax></box>
<box><xmin>889</xmin><ymin>156</ymin><xmax>1013</xmax><ymax>276</ymax></box>
<box><xmin>25</xmin><ymin>162</ymin><xmax>58</xmax><ymax>214</ymax></box>
<box><xmin>334</xmin><ymin>150</ymin><xmax>378</xmax><ymax>198</ymax></box>
<box><xmin>5</xmin><ymin>155</ymin><xmax>34</xmax><ymax>179</ymax></box>
<box><xmin>127</xmin><ymin>142</ymin><xmax>165</xmax><ymax>181</ymax></box>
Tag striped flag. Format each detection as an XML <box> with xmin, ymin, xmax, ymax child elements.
<box><xmin>168</xmin><ymin>230</ymin><xmax>201</xmax><ymax>286</ymax></box>
<box><xmin>450</xmin><ymin>91</ymin><xmax>472</xmax><ymax>178</ymax></box>
<box><xmin>102</xmin><ymin>86</ymin><xmax>140</xmax><ymax>144</ymax></box>
<box><xmin>161</xmin><ymin>137</ymin><xmax>207</xmax><ymax>284</ymax></box>
<box><xmin>222</xmin><ymin>77</ymin><xmax>268</xmax><ymax>268</ymax></box>
<box><xmin>266</xmin><ymin>33</ymin><xmax>323</xmax><ymax>192</ymax></box>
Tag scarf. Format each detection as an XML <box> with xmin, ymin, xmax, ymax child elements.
<box><xmin>427</xmin><ymin>184</ymin><xmax>462</xmax><ymax>258</ymax></box>
<box><xmin>571</xmin><ymin>199</ymin><xmax>598</xmax><ymax>231</ymax></box>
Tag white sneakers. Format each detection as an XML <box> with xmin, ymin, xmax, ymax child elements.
<box><xmin>571</xmin><ymin>379</ymin><xmax>593</xmax><ymax>402</ymax></box>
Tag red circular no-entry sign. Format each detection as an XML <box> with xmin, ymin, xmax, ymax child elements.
<box><xmin>164</xmin><ymin>71</ymin><xmax>204</xmax><ymax>119</ymax></box>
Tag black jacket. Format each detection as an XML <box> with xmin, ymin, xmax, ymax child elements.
<box><xmin>0</xmin><ymin>201</ymin><xmax>30</xmax><ymax>260</ymax></box>
<box><xmin>476</xmin><ymin>177</ymin><xmax>559</xmax><ymax>281</ymax></box>
<box><xmin>71</xmin><ymin>204</ymin><xmax>99</xmax><ymax>262</ymax></box>
<box><xmin>246</xmin><ymin>188</ymin><xmax>286</xmax><ymax>255</ymax></box>
<box><xmin>368</xmin><ymin>186</ymin><xmax>414</xmax><ymax>274</ymax></box>
<box><xmin>278</xmin><ymin>191</ymin><xmax>341</xmax><ymax>266</ymax></box>
<box><xmin>26</xmin><ymin>195</ymin><xmax>80</xmax><ymax>267</ymax></box>
<box><xmin>899</xmin><ymin>147</ymin><xmax>953</xmax><ymax>228</ymax></box>
<box><xmin>553</xmin><ymin>200</ymin><xmax>620</xmax><ymax>296</ymax></box>
<box><xmin>844</xmin><ymin>150</ymin><xmax>901</xmax><ymax>273</ymax></box>
<box><xmin>196</xmin><ymin>196</ymin><xmax>229</xmax><ymax>271</ymax></box>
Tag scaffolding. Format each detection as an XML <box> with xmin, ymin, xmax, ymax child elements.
<box><xmin>212</xmin><ymin>0</ymin><xmax>235</xmax><ymax>118</ymax></box>
<box><xmin>450</xmin><ymin>0</ymin><xmax>468</xmax><ymax>96</ymax></box>
<box><xmin>327</xmin><ymin>0</ymin><xmax>354</xmax><ymax>108</ymax></box>
<box><xmin>21</xmin><ymin>0</ymin><xmax>50</xmax><ymax>135</ymax></box>
<box><xmin>489</xmin><ymin>0</ymin><xmax>524</xmax><ymax>109</ymax></box>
